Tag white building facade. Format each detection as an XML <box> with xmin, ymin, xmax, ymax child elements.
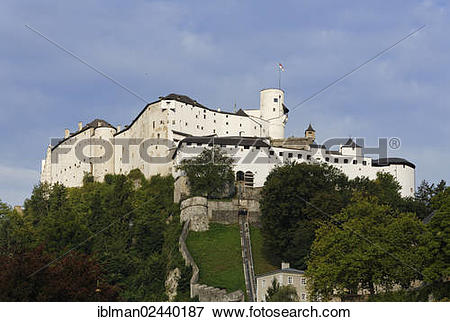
<box><xmin>40</xmin><ymin>88</ymin><xmax>416</xmax><ymax>197</ymax></box>
<box><xmin>256</xmin><ymin>262</ymin><xmax>308</xmax><ymax>302</ymax></box>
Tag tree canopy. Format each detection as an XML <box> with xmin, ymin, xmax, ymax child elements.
<box><xmin>0</xmin><ymin>171</ymin><xmax>191</xmax><ymax>301</ymax></box>
<box><xmin>177</xmin><ymin>147</ymin><xmax>235</xmax><ymax>198</ymax></box>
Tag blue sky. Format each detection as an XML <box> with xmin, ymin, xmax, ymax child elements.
<box><xmin>0</xmin><ymin>0</ymin><xmax>449</xmax><ymax>205</ymax></box>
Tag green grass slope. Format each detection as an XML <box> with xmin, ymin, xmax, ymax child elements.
<box><xmin>186</xmin><ymin>223</ymin><xmax>276</xmax><ymax>293</ymax></box>
<box><xmin>186</xmin><ymin>223</ymin><xmax>245</xmax><ymax>292</ymax></box>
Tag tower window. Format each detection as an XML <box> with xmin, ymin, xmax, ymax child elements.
<box><xmin>274</xmin><ymin>98</ymin><xmax>278</xmax><ymax>102</ymax></box>
<box><xmin>363</xmin><ymin>161</ymin><xmax>367</xmax><ymax>166</ymax></box>
<box><xmin>353</xmin><ymin>160</ymin><xmax>357</xmax><ymax>164</ymax></box>
<box><xmin>273</xmin><ymin>108</ymin><xmax>276</xmax><ymax>112</ymax></box>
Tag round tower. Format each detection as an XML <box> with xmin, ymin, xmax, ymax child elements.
<box><xmin>259</xmin><ymin>88</ymin><xmax>288</xmax><ymax>139</ymax></box>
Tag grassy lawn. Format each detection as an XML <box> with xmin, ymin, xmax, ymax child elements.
<box><xmin>185</xmin><ymin>223</ymin><xmax>276</xmax><ymax>293</ymax></box>
<box><xmin>250</xmin><ymin>226</ymin><xmax>277</xmax><ymax>275</ymax></box>
<box><xmin>186</xmin><ymin>223</ymin><xmax>245</xmax><ymax>292</ymax></box>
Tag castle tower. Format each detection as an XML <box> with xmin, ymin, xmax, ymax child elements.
<box><xmin>305</xmin><ymin>123</ymin><xmax>315</xmax><ymax>141</ymax></box>
<box><xmin>259</xmin><ymin>88</ymin><xmax>288</xmax><ymax>139</ymax></box>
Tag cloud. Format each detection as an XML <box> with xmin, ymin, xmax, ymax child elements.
<box><xmin>0</xmin><ymin>0</ymin><xmax>449</xmax><ymax>204</ymax></box>
<box><xmin>0</xmin><ymin>164</ymin><xmax>40</xmax><ymax>206</ymax></box>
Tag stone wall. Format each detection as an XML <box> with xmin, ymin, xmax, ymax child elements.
<box><xmin>174</xmin><ymin>176</ymin><xmax>190</xmax><ymax>203</ymax></box>
<box><xmin>208</xmin><ymin>199</ymin><xmax>261</xmax><ymax>225</ymax></box>
<box><xmin>180</xmin><ymin>197</ymin><xmax>209</xmax><ymax>232</ymax></box>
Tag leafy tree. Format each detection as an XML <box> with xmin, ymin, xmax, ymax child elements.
<box><xmin>177</xmin><ymin>147</ymin><xmax>235</xmax><ymax>198</ymax></box>
<box><xmin>306</xmin><ymin>199</ymin><xmax>431</xmax><ymax>301</ymax></box>
<box><xmin>265</xmin><ymin>279</ymin><xmax>299</xmax><ymax>302</ymax></box>
<box><xmin>260</xmin><ymin>163</ymin><xmax>350</xmax><ymax>269</ymax></box>
<box><xmin>423</xmin><ymin>187</ymin><xmax>450</xmax><ymax>301</ymax></box>
<box><xmin>0</xmin><ymin>246</ymin><xmax>119</xmax><ymax>301</ymax></box>
<box><xmin>2</xmin><ymin>170</ymin><xmax>183</xmax><ymax>301</ymax></box>
<box><xmin>0</xmin><ymin>199</ymin><xmax>10</xmax><ymax>219</ymax></box>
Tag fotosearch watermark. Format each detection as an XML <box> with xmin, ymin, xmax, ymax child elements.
<box><xmin>49</xmin><ymin>137</ymin><xmax>401</xmax><ymax>165</ymax></box>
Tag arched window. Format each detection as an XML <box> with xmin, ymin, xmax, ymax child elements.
<box><xmin>236</xmin><ymin>171</ymin><xmax>244</xmax><ymax>182</ymax></box>
<box><xmin>244</xmin><ymin>171</ymin><xmax>254</xmax><ymax>187</ymax></box>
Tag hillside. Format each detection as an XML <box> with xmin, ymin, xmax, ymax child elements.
<box><xmin>186</xmin><ymin>222</ymin><xmax>275</xmax><ymax>294</ymax></box>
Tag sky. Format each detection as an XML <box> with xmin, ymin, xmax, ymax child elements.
<box><xmin>0</xmin><ymin>0</ymin><xmax>449</xmax><ymax>205</ymax></box>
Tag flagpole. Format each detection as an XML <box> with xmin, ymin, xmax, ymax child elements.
<box><xmin>278</xmin><ymin>68</ymin><xmax>281</xmax><ymax>89</ymax></box>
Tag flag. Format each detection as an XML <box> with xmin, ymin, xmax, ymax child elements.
<box><xmin>278</xmin><ymin>63</ymin><xmax>285</xmax><ymax>72</ymax></box>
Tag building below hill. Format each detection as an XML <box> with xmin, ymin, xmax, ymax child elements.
<box><xmin>255</xmin><ymin>262</ymin><xmax>308</xmax><ymax>302</ymax></box>
<box><xmin>40</xmin><ymin>88</ymin><xmax>416</xmax><ymax>197</ymax></box>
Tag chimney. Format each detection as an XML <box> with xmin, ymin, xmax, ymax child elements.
<box><xmin>78</xmin><ymin>121</ymin><xmax>83</xmax><ymax>131</ymax></box>
<box><xmin>117</xmin><ymin>125</ymin><xmax>121</xmax><ymax>132</ymax></box>
<box><xmin>281</xmin><ymin>262</ymin><xmax>290</xmax><ymax>270</ymax></box>
<box><xmin>64</xmin><ymin>128</ymin><xmax>70</xmax><ymax>138</ymax></box>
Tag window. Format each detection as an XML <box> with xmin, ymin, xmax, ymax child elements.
<box><xmin>288</xmin><ymin>276</ymin><xmax>293</xmax><ymax>284</ymax></box>
<box><xmin>279</xmin><ymin>152</ymin><xmax>283</xmax><ymax>156</ymax></box>
<box><xmin>160</xmin><ymin>120</ymin><xmax>163</xmax><ymax>124</ymax></box>
<box><xmin>288</xmin><ymin>153</ymin><xmax>293</xmax><ymax>158</ymax></box>
<box><xmin>274</xmin><ymin>98</ymin><xmax>278</xmax><ymax>102</ymax></box>
<box><xmin>344</xmin><ymin>159</ymin><xmax>349</xmax><ymax>164</ymax></box>
<box><xmin>301</xmin><ymin>277</ymin><xmax>306</xmax><ymax>285</ymax></box>
<box><xmin>273</xmin><ymin>108</ymin><xmax>276</xmax><ymax>112</ymax></box>
<box><xmin>307</xmin><ymin>155</ymin><xmax>311</xmax><ymax>160</ymax></box>
<box><xmin>236</xmin><ymin>171</ymin><xmax>244</xmax><ymax>181</ymax></box>
<box><xmin>262</xmin><ymin>279</ymin><xmax>266</xmax><ymax>287</ymax></box>
<box><xmin>363</xmin><ymin>161</ymin><xmax>367</xmax><ymax>166</ymax></box>
<box><xmin>301</xmin><ymin>293</ymin><xmax>306</xmax><ymax>301</ymax></box>
<box><xmin>334</xmin><ymin>158</ymin><xmax>339</xmax><ymax>163</ymax></box>
<box><xmin>298</xmin><ymin>154</ymin><xmax>302</xmax><ymax>159</ymax></box>
<box><xmin>226</xmin><ymin>122</ymin><xmax>229</xmax><ymax>125</ymax></box>
<box><xmin>353</xmin><ymin>160</ymin><xmax>357</xmax><ymax>164</ymax></box>
<box><xmin>203</xmin><ymin>115</ymin><xmax>206</xmax><ymax>119</ymax></box>
<box><xmin>172</xmin><ymin>120</ymin><xmax>175</xmax><ymax>125</ymax></box>
<box><xmin>269</xmin><ymin>150</ymin><xmax>274</xmax><ymax>156</ymax></box>
<box><xmin>244</xmin><ymin>146</ymin><xmax>249</xmax><ymax>149</ymax></box>
<box><xmin>325</xmin><ymin>157</ymin><xmax>330</xmax><ymax>162</ymax></box>
<box><xmin>244</xmin><ymin>171</ymin><xmax>254</xmax><ymax>187</ymax></box>
<box><xmin>185</xmin><ymin>122</ymin><xmax>188</xmax><ymax>126</ymax></box>
<box><xmin>152</xmin><ymin>121</ymin><xmax>155</xmax><ymax>129</ymax></box>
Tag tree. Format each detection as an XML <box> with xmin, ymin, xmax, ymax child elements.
<box><xmin>306</xmin><ymin>198</ymin><xmax>431</xmax><ymax>301</ymax></box>
<box><xmin>0</xmin><ymin>199</ymin><xmax>10</xmax><ymax>219</ymax></box>
<box><xmin>265</xmin><ymin>279</ymin><xmax>299</xmax><ymax>302</ymax></box>
<box><xmin>177</xmin><ymin>147</ymin><xmax>235</xmax><ymax>198</ymax></box>
<box><xmin>423</xmin><ymin>187</ymin><xmax>450</xmax><ymax>301</ymax></box>
<box><xmin>260</xmin><ymin>163</ymin><xmax>350</xmax><ymax>269</ymax></box>
<box><xmin>0</xmin><ymin>246</ymin><xmax>119</xmax><ymax>301</ymax></box>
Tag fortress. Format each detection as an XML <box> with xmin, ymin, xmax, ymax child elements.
<box><xmin>40</xmin><ymin>88</ymin><xmax>416</xmax><ymax>197</ymax></box>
